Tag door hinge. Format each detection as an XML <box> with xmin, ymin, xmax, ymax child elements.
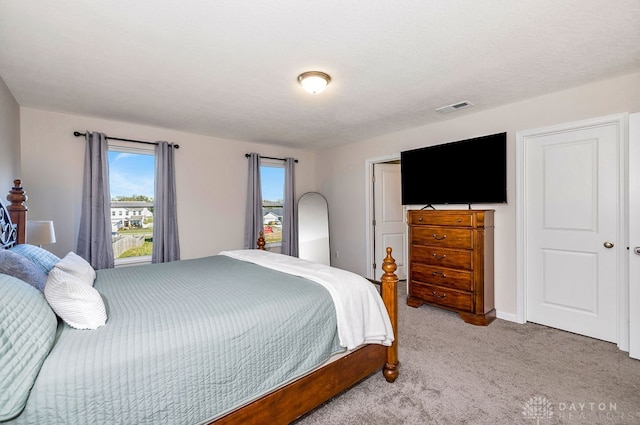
<box><xmin>372</xmin><ymin>219</ymin><xmax>376</xmax><ymax>227</ymax></box>
<box><xmin>373</xmin><ymin>263</ymin><xmax>377</xmax><ymax>270</ymax></box>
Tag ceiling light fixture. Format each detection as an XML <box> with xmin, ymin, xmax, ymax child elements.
<box><xmin>297</xmin><ymin>71</ymin><xmax>331</xmax><ymax>94</ymax></box>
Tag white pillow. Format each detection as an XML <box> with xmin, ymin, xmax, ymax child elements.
<box><xmin>44</xmin><ymin>268</ymin><xmax>107</xmax><ymax>330</ymax></box>
<box><xmin>55</xmin><ymin>251</ymin><xmax>96</xmax><ymax>286</ymax></box>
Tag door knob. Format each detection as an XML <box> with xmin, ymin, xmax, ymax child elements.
<box><xmin>603</xmin><ymin>241</ymin><xmax>614</xmax><ymax>249</ymax></box>
<box><xmin>634</xmin><ymin>247</ymin><xmax>640</xmax><ymax>255</ymax></box>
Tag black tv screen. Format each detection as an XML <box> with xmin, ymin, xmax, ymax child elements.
<box><xmin>401</xmin><ymin>132</ymin><xmax>507</xmax><ymax>206</ymax></box>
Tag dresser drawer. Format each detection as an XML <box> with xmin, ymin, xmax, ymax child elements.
<box><xmin>410</xmin><ymin>282</ymin><xmax>473</xmax><ymax>312</ymax></box>
<box><xmin>411</xmin><ymin>227</ymin><xmax>472</xmax><ymax>249</ymax></box>
<box><xmin>408</xmin><ymin>211</ymin><xmax>474</xmax><ymax>227</ymax></box>
<box><xmin>410</xmin><ymin>263</ymin><xmax>472</xmax><ymax>291</ymax></box>
<box><xmin>411</xmin><ymin>245</ymin><xmax>472</xmax><ymax>270</ymax></box>
<box><xmin>407</xmin><ymin>209</ymin><xmax>495</xmax><ymax>325</ymax></box>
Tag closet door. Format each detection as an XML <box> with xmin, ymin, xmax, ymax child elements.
<box><xmin>523</xmin><ymin>118</ymin><xmax>621</xmax><ymax>343</ymax></box>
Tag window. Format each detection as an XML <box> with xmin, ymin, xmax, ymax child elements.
<box><xmin>108</xmin><ymin>145</ymin><xmax>155</xmax><ymax>263</ymax></box>
<box><xmin>260</xmin><ymin>161</ymin><xmax>285</xmax><ymax>246</ymax></box>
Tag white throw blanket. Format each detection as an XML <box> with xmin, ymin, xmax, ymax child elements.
<box><xmin>218</xmin><ymin>249</ymin><xmax>394</xmax><ymax>350</ymax></box>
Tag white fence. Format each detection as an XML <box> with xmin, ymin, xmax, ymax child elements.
<box><xmin>113</xmin><ymin>234</ymin><xmax>146</xmax><ymax>258</ymax></box>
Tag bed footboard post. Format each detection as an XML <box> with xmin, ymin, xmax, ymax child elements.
<box><xmin>381</xmin><ymin>246</ymin><xmax>399</xmax><ymax>382</ymax></box>
<box><xmin>7</xmin><ymin>179</ymin><xmax>27</xmax><ymax>244</ymax></box>
<box><xmin>256</xmin><ymin>231</ymin><xmax>265</xmax><ymax>250</ymax></box>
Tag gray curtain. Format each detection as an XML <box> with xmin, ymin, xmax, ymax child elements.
<box><xmin>244</xmin><ymin>153</ymin><xmax>263</xmax><ymax>249</ymax></box>
<box><xmin>152</xmin><ymin>141</ymin><xmax>180</xmax><ymax>263</ymax></box>
<box><xmin>281</xmin><ymin>157</ymin><xmax>298</xmax><ymax>257</ymax></box>
<box><xmin>77</xmin><ymin>131</ymin><xmax>114</xmax><ymax>269</ymax></box>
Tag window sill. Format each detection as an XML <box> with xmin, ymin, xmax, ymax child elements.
<box><xmin>264</xmin><ymin>242</ymin><xmax>282</xmax><ymax>253</ymax></box>
<box><xmin>115</xmin><ymin>255</ymin><xmax>152</xmax><ymax>268</ymax></box>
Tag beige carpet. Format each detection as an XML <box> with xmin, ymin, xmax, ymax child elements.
<box><xmin>294</xmin><ymin>284</ymin><xmax>640</xmax><ymax>425</ymax></box>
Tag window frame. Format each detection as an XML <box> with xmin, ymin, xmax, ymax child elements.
<box><xmin>108</xmin><ymin>142</ymin><xmax>155</xmax><ymax>267</ymax></box>
<box><xmin>260</xmin><ymin>158</ymin><xmax>285</xmax><ymax>249</ymax></box>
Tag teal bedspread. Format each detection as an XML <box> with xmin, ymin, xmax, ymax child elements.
<box><xmin>6</xmin><ymin>255</ymin><xmax>343</xmax><ymax>424</ymax></box>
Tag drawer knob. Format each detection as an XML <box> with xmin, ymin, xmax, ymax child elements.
<box><xmin>432</xmin><ymin>291</ymin><xmax>447</xmax><ymax>299</ymax></box>
<box><xmin>432</xmin><ymin>253</ymin><xmax>447</xmax><ymax>260</ymax></box>
<box><xmin>418</xmin><ymin>217</ymin><xmax>423</xmax><ymax>221</ymax></box>
<box><xmin>431</xmin><ymin>271</ymin><xmax>446</xmax><ymax>278</ymax></box>
<box><xmin>432</xmin><ymin>234</ymin><xmax>447</xmax><ymax>240</ymax></box>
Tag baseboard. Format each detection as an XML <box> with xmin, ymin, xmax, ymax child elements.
<box><xmin>496</xmin><ymin>310</ymin><xmax>520</xmax><ymax>323</ymax></box>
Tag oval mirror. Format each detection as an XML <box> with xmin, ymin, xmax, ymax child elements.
<box><xmin>297</xmin><ymin>192</ymin><xmax>330</xmax><ymax>265</ymax></box>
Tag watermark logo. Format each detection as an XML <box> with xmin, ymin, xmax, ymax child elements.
<box><xmin>523</xmin><ymin>395</ymin><xmax>553</xmax><ymax>424</ymax></box>
<box><xmin>522</xmin><ymin>396</ymin><xmax>635</xmax><ymax>423</ymax></box>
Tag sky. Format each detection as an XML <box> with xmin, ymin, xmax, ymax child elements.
<box><xmin>108</xmin><ymin>151</ymin><xmax>155</xmax><ymax>198</ymax></box>
<box><xmin>261</xmin><ymin>165</ymin><xmax>284</xmax><ymax>201</ymax></box>
<box><xmin>108</xmin><ymin>151</ymin><xmax>285</xmax><ymax>201</ymax></box>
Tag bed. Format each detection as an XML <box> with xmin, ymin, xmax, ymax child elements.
<box><xmin>0</xmin><ymin>179</ymin><xmax>399</xmax><ymax>424</ymax></box>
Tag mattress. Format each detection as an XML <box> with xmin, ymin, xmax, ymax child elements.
<box><xmin>6</xmin><ymin>255</ymin><xmax>344</xmax><ymax>425</ymax></box>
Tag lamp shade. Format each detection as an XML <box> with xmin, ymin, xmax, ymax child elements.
<box><xmin>27</xmin><ymin>221</ymin><xmax>56</xmax><ymax>246</ymax></box>
<box><xmin>297</xmin><ymin>71</ymin><xmax>331</xmax><ymax>94</ymax></box>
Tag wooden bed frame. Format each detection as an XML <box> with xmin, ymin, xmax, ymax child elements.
<box><xmin>4</xmin><ymin>179</ymin><xmax>399</xmax><ymax>424</ymax></box>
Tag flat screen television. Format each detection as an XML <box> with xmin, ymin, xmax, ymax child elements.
<box><xmin>400</xmin><ymin>132</ymin><xmax>507</xmax><ymax>206</ymax></box>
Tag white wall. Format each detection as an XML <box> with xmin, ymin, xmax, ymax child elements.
<box><xmin>0</xmin><ymin>75</ymin><xmax>20</xmax><ymax>185</ymax></box>
<box><xmin>10</xmin><ymin>72</ymin><xmax>640</xmax><ymax>317</ymax></box>
<box><xmin>19</xmin><ymin>108</ymin><xmax>316</xmax><ymax>259</ymax></box>
<box><xmin>316</xmin><ymin>72</ymin><xmax>640</xmax><ymax>318</ymax></box>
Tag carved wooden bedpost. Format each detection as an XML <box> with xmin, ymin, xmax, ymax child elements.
<box><xmin>256</xmin><ymin>231</ymin><xmax>266</xmax><ymax>250</ymax></box>
<box><xmin>7</xmin><ymin>179</ymin><xmax>27</xmax><ymax>244</ymax></box>
<box><xmin>381</xmin><ymin>246</ymin><xmax>399</xmax><ymax>382</ymax></box>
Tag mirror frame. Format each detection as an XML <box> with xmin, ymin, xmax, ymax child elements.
<box><xmin>297</xmin><ymin>192</ymin><xmax>330</xmax><ymax>265</ymax></box>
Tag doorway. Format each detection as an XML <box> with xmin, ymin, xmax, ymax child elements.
<box><xmin>516</xmin><ymin>114</ymin><xmax>628</xmax><ymax>348</ymax></box>
<box><xmin>365</xmin><ymin>156</ymin><xmax>406</xmax><ymax>281</ymax></box>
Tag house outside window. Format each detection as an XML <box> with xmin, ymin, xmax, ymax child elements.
<box><xmin>261</xmin><ymin>160</ymin><xmax>285</xmax><ymax>246</ymax></box>
<box><xmin>108</xmin><ymin>144</ymin><xmax>155</xmax><ymax>265</ymax></box>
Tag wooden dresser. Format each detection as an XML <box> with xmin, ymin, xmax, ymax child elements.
<box><xmin>407</xmin><ymin>209</ymin><xmax>495</xmax><ymax>325</ymax></box>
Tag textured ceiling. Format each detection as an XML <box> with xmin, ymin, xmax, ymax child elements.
<box><xmin>1</xmin><ymin>1</ymin><xmax>639</xmax><ymax>149</ymax></box>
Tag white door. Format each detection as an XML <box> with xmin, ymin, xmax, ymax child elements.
<box><xmin>629</xmin><ymin>113</ymin><xmax>640</xmax><ymax>359</ymax></box>
<box><xmin>373</xmin><ymin>163</ymin><xmax>406</xmax><ymax>281</ymax></box>
<box><xmin>524</xmin><ymin>121</ymin><xmax>620</xmax><ymax>342</ymax></box>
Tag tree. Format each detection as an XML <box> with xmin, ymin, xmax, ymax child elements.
<box><xmin>114</xmin><ymin>195</ymin><xmax>154</xmax><ymax>202</ymax></box>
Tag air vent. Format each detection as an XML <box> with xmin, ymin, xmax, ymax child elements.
<box><xmin>436</xmin><ymin>101</ymin><xmax>474</xmax><ymax>114</ymax></box>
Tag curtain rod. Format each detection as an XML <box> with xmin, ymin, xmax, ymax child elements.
<box><xmin>73</xmin><ymin>131</ymin><xmax>180</xmax><ymax>149</ymax></box>
<box><xmin>245</xmin><ymin>153</ymin><xmax>298</xmax><ymax>163</ymax></box>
